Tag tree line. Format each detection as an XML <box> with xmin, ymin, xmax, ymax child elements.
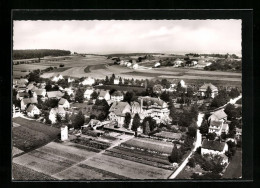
<box><xmin>13</xmin><ymin>49</ymin><xmax>71</xmax><ymax>60</ymax></box>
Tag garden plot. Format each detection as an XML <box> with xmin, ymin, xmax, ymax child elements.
<box><xmin>12</xmin><ymin>141</ymin><xmax>98</xmax><ymax>177</ymax></box>
<box><xmin>81</xmin><ymin>154</ymin><xmax>173</xmax><ymax>179</ymax></box>
<box><xmin>121</xmin><ymin>137</ymin><xmax>174</xmax><ymax>155</ymax></box>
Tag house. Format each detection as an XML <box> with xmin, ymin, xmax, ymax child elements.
<box><xmin>58</xmin><ymin>98</ymin><xmax>70</xmax><ymax>109</ymax></box>
<box><xmin>127</xmin><ymin>62</ymin><xmax>132</xmax><ymax>67</ymax></box>
<box><xmin>111</xmin><ymin>91</ymin><xmax>124</xmax><ymax>102</ymax></box>
<box><xmin>236</xmin><ymin>128</ymin><xmax>242</xmax><ymax>139</ymax></box>
<box><xmin>133</xmin><ymin>63</ymin><xmax>139</xmax><ymax>69</ymax></box>
<box><xmin>208</xmin><ymin>109</ymin><xmax>227</xmax><ymax>123</ymax></box>
<box><xmin>34</xmin><ymin>89</ymin><xmax>47</xmax><ymax>97</ymax></box>
<box><xmin>49</xmin><ymin>107</ymin><xmax>66</xmax><ymax>124</ymax></box>
<box><xmin>108</xmin><ymin>102</ymin><xmax>132</xmax><ymax>127</ymax></box>
<box><xmin>173</xmin><ymin>59</ymin><xmax>183</xmax><ymax>67</ymax></box>
<box><xmin>26</xmin><ymin>84</ymin><xmax>38</xmax><ymax>92</ymax></box>
<box><xmin>52</xmin><ymin>74</ymin><xmax>64</xmax><ymax>82</ymax></box>
<box><xmin>82</xmin><ymin>119</ymin><xmax>103</xmax><ymax>130</ymax></box>
<box><xmin>16</xmin><ymin>92</ymin><xmax>30</xmax><ymax>100</ymax></box>
<box><xmin>114</xmin><ymin>78</ymin><xmax>120</xmax><ymax>85</ymax></box>
<box><xmin>81</xmin><ymin>77</ymin><xmax>95</xmax><ymax>86</ymax></box>
<box><xmin>98</xmin><ymin>90</ymin><xmax>110</xmax><ymax>101</ymax></box>
<box><xmin>84</xmin><ymin>87</ymin><xmax>94</xmax><ymax>99</ymax></box>
<box><xmin>64</xmin><ymin>87</ymin><xmax>74</xmax><ymax>96</ymax></box>
<box><xmin>130</xmin><ymin>101</ymin><xmax>141</xmax><ymax>114</ymax></box>
<box><xmin>201</xmin><ymin>140</ymin><xmax>228</xmax><ymax>156</ymax></box>
<box><xmin>46</xmin><ymin>91</ymin><xmax>64</xmax><ymax>99</ymax></box>
<box><xmin>12</xmin><ymin>105</ymin><xmax>21</xmax><ymax>118</ymax></box>
<box><xmin>138</xmin><ymin>96</ymin><xmax>170</xmax><ymax>121</ymax></box>
<box><xmin>154</xmin><ymin>62</ymin><xmax>161</xmax><ymax>68</ymax></box>
<box><xmin>68</xmin><ymin>77</ymin><xmax>75</xmax><ymax>83</ymax></box>
<box><xmin>26</xmin><ymin>104</ymin><xmax>40</xmax><ymax>117</ymax></box>
<box><xmin>17</xmin><ymin>78</ymin><xmax>29</xmax><ymax>85</ymax></box>
<box><xmin>198</xmin><ymin>83</ymin><xmax>218</xmax><ymax>98</ymax></box>
<box><xmin>21</xmin><ymin>97</ymin><xmax>38</xmax><ymax>110</ymax></box>
<box><xmin>208</xmin><ymin>121</ymin><xmax>229</xmax><ymax>136</ymax></box>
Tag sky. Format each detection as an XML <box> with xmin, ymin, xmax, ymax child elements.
<box><xmin>13</xmin><ymin>20</ymin><xmax>242</xmax><ymax>55</ymax></box>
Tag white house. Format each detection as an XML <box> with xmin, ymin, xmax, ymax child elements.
<box><xmin>34</xmin><ymin>89</ymin><xmax>47</xmax><ymax>97</ymax></box>
<box><xmin>68</xmin><ymin>77</ymin><xmax>75</xmax><ymax>83</ymax></box>
<box><xmin>84</xmin><ymin>87</ymin><xmax>94</xmax><ymax>99</ymax></box>
<box><xmin>81</xmin><ymin>77</ymin><xmax>95</xmax><ymax>86</ymax></box>
<box><xmin>111</xmin><ymin>91</ymin><xmax>124</xmax><ymax>102</ymax></box>
<box><xmin>201</xmin><ymin>140</ymin><xmax>228</xmax><ymax>156</ymax></box>
<box><xmin>26</xmin><ymin>104</ymin><xmax>40</xmax><ymax>117</ymax></box>
<box><xmin>61</xmin><ymin>125</ymin><xmax>68</xmax><ymax>141</ymax></box>
<box><xmin>52</xmin><ymin>74</ymin><xmax>64</xmax><ymax>82</ymax></box>
<box><xmin>114</xmin><ymin>78</ymin><xmax>120</xmax><ymax>85</ymax></box>
<box><xmin>49</xmin><ymin>107</ymin><xmax>66</xmax><ymax>124</ymax></box>
<box><xmin>64</xmin><ymin>87</ymin><xmax>74</xmax><ymax>96</ymax></box>
<box><xmin>208</xmin><ymin>121</ymin><xmax>229</xmax><ymax>136</ymax></box>
<box><xmin>133</xmin><ymin>63</ymin><xmax>139</xmax><ymax>69</ymax></box>
<box><xmin>58</xmin><ymin>98</ymin><xmax>70</xmax><ymax>109</ymax></box>
<box><xmin>208</xmin><ymin>109</ymin><xmax>227</xmax><ymax>123</ymax></box>
<box><xmin>198</xmin><ymin>83</ymin><xmax>218</xmax><ymax>98</ymax></box>
<box><xmin>108</xmin><ymin>102</ymin><xmax>132</xmax><ymax>127</ymax></box>
<box><xmin>154</xmin><ymin>62</ymin><xmax>161</xmax><ymax>68</ymax></box>
<box><xmin>173</xmin><ymin>59</ymin><xmax>183</xmax><ymax>67</ymax></box>
<box><xmin>98</xmin><ymin>90</ymin><xmax>110</xmax><ymax>101</ymax></box>
<box><xmin>20</xmin><ymin>97</ymin><xmax>38</xmax><ymax>110</ymax></box>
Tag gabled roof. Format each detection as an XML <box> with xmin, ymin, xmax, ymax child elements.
<box><xmin>111</xmin><ymin>91</ymin><xmax>123</xmax><ymax>96</ymax></box>
<box><xmin>210</xmin><ymin>109</ymin><xmax>227</xmax><ymax>120</ymax></box>
<box><xmin>59</xmin><ymin>98</ymin><xmax>68</xmax><ymax>105</ymax></box>
<box><xmin>17</xmin><ymin>92</ymin><xmax>30</xmax><ymax>98</ymax></box>
<box><xmin>22</xmin><ymin>97</ymin><xmax>38</xmax><ymax>105</ymax></box>
<box><xmin>202</xmin><ymin>140</ymin><xmax>226</xmax><ymax>152</ymax></box>
<box><xmin>210</xmin><ymin>121</ymin><xmax>222</xmax><ymax>128</ymax></box>
<box><xmin>34</xmin><ymin>89</ymin><xmax>46</xmax><ymax>96</ymax></box>
<box><xmin>109</xmin><ymin>102</ymin><xmax>130</xmax><ymax>116</ymax></box>
<box><xmin>99</xmin><ymin>90</ymin><xmax>109</xmax><ymax>98</ymax></box>
<box><xmin>26</xmin><ymin>104</ymin><xmax>39</xmax><ymax>112</ymax></box>
<box><xmin>47</xmin><ymin>91</ymin><xmax>64</xmax><ymax>98</ymax></box>
<box><xmin>199</xmin><ymin>83</ymin><xmax>218</xmax><ymax>91</ymax></box>
<box><xmin>50</xmin><ymin>107</ymin><xmax>65</xmax><ymax>114</ymax></box>
<box><xmin>139</xmin><ymin>96</ymin><xmax>165</xmax><ymax>107</ymax></box>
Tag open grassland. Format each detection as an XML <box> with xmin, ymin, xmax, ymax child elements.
<box><xmin>12</xmin><ymin>141</ymin><xmax>98</xmax><ymax>180</ymax></box>
<box><xmin>80</xmin><ymin>154</ymin><xmax>173</xmax><ymax>179</ymax></box>
<box><xmin>121</xmin><ymin>137</ymin><xmax>174</xmax><ymax>155</ymax></box>
<box><xmin>12</xmin><ymin>118</ymin><xmax>59</xmax><ymax>152</ymax></box>
<box><xmin>222</xmin><ymin>150</ymin><xmax>242</xmax><ymax>179</ymax></box>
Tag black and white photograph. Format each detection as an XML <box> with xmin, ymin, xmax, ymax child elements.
<box><xmin>12</xmin><ymin>18</ymin><xmax>243</xmax><ymax>180</ymax></box>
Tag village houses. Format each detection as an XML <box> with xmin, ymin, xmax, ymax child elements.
<box><xmin>198</xmin><ymin>83</ymin><xmax>218</xmax><ymax>98</ymax></box>
<box><xmin>49</xmin><ymin>107</ymin><xmax>66</xmax><ymax>124</ymax></box>
<box><xmin>98</xmin><ymin>90</ymin><xmax>110</xmax><ymax>101</ymax></box>
<box><xmin>81</xmin><ymin>77</ymin><xmax>95</xmax><ymax>86</ymax></box>
<box><xmin>51</xmin><ymin>74</ymin><xmax>64</xmax><ymax>82</ymax></box>
<box><xmin>108</xmin><ymin>102</ymin><xmax>132</xmax><ymax>127</ymax></box>
<box><xmin>111</xmin><ymin>91</ymin><xmax>124</xmax><ymax>102</ymax></box>
<box><xmin>26</xmin><ymin>104</ymin><xmax>40</xmax><ymax>117</ymax></box>
<box><xmin>58</xmin><ymin>98</ymin><xmax>70</xmax><ymax>109</ymax></box>
<box><xmin>46</xmin><ymin>91</ymin><xmax>64</xmax><ymax>99</ymax></box>
<box><xmin>20</xmin><ymin>97</ymin><xmax>38</xmax><ymax>110</ymax></box>
<box><xmin>84</xmin><ymin>87</ymin><xmax>94</xmax><ymax>100</ymax></box>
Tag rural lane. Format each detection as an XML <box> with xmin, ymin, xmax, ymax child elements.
<box><xmin>168</xmin><ymin>112</ymin><xmax>204</xmax><ymax>179</ymax></box>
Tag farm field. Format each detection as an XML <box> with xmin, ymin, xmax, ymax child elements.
<box><xmin>12</xmin><ymin>117</ymin><xmax>60</xmax><ymax>152</ymax></box>
<box><xmin>121</xmin><ymin>137</ymin><xmax>175</xmax><ymax>154</ymax></box>
<box><xmin>80</xmin><ymin>154</ymin><xmax>173</xmax><ymax>179</ymax></box>
<box><xmin>12</xmin><ymin>141</ymin><xmax>98</xmax><ymax>179</ymax></box>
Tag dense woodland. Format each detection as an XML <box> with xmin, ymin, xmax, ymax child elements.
<box><xmin>13</xmin><ymin>49</ymin><xmax>71</xmax><ymax>60</ymax></box>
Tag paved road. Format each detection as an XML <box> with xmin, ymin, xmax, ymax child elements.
<box><xmin>169</xmin><ymin>113</ymin><xmax>204</xmax><ymax>179</ymax></box>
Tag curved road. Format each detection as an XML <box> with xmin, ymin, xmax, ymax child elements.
<box><xmin>168</xmin><ymin>112</ymin><xmax>204</xmax><ymax>179</ymax></box>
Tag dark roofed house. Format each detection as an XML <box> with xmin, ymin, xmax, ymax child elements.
<box><xmin>58</xmin><ymin>98</ymin><xmax>70</xmax><ymax>108</ymax></box>
<box><xmin>16</xmin><ymin>92</ymin><xmax>30</xmax><ymax>100</ymax></box>
<box><xmin>26</xmin><ymin>104</ymin><xmax>40</xmax><ymax>117</ymax></box>
<box><xmin>209</xmin><ymin>109</ymin><xmax>227</xmax><ymax>122</ymax></box>
<box><xmin>111</xmin><ymin>91</ymin><xmax>124</xmax><ymax>102</ymax></box>
<box><xmin>201</xmin><ymin>140</ymin><xmax>228</xmax><ymax>155</ymax></box>
<box><xmin>34</xmin><ymin>89</ymin><xmax>47</xmax><ymax>97</ymax></box>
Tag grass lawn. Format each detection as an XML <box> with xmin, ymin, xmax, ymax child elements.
<box><xmin>12</xmin><ymin>117</ymin><xmax>60</xmax><ymax>152</ymax></box>
<box><xmin>222</xmin><ymin>150</ymin><xmax>242</xmax><ymax>179</ymax></box>
<box><xmin>12</xmin><ymin>163</ymin><xmax>56</xmax><ymax>180</ymax></box>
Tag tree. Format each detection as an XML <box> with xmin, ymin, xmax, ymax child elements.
<box><xmin>119</xmin><ymin>77</ymin><xmax>123</xmax><ymax>85</ymax></box>
<box><xmin>187</xmin><ymin>157</ymin><xmax>195</xmax><ymax>168</ymax></box>
<box><xmin>199</xmin><ymin>120</ymin><xmax>209</xmax><ymax>135</ymax></box>
<box><xmin>123</xmin><ymin>91</ymin><xmax>134</xmax><ymax>104</ymax></box>
<box><xmin>205</xmin><ymin>86</ymin><xmax>212</xmax><ymax>98</ymax></box>
<box><xmin>56</xmin><ymin>113</ymin><xmax>62</xmax><ymax>124</ymax></box>
<box><xmin>224</xmin><ymin>104</ymin><xmax>238</xmax><ymax>120</ymax></box>
<box><xmin>160</xmin><ymin>91</ymin><xmax>170</xmax><ymax>102</ymax></box>
<box><xmin>64</xmin><ymin>113</ymin><xmax>70</xmax><ymax>124</ymax></box>
<box><xmin>187</xmin><ymin>126</ymin><xmax>197</xmax><ymax>138</ymax></box>
<box><xmin>124</xmin><ymin>112</ymin><xmax>131</xmax><ymax>129</ymax></box>
<box><xmin>105</xmin><ymin>76</ymin><xmax>109</xmax><ymax>84</ymax></box>
<box><xmin>63</xmin><ymin>91</ymin><xmax>71</xmax><ymax>102</ymax></box>
<box><xmin>206</xmin><ymin>132</ymin><xmax>217</xmax><ymax>140</ymax></box>
<box><xmin>132</xmin><ymin>113</ymin><xmax>141</xmax><ymax>131</ymax></box>
<box><xmin>72</xmin><ymin>111</ymin><xmax>85</xmax><ymax>129</ymax></box>
<box><xmin>91</xmin><ymin>91</ymin><xmax>99</xmax><ymax>100</ymax></box>
<box><xmin>153</xmin><ymin>84</ymin><xmax>163</xmax><ymax>94</ymax></box>
<box><xmin>169</xmin><ymin>143</ymin><xmax>181</xmax><ymax>163</ymax></box>
<box><xmin>142</xmin><ymin>116</ymin><xmax>157</xmax><ymax>131</ymax></box>
<box><xmin>229</xmin><ymin>88</ymin><xmax>240</xmax><ymax>98</ymax></box>
<box><xmin>75</xmin><ymin>88</ymin><xmax>84</xmax><ymax>103</ymax></box>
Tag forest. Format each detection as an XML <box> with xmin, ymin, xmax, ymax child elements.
<box><xmin>13</xmin><ymin>49</ymin><xmax>71</xmax><ymax>60</ymax></box>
